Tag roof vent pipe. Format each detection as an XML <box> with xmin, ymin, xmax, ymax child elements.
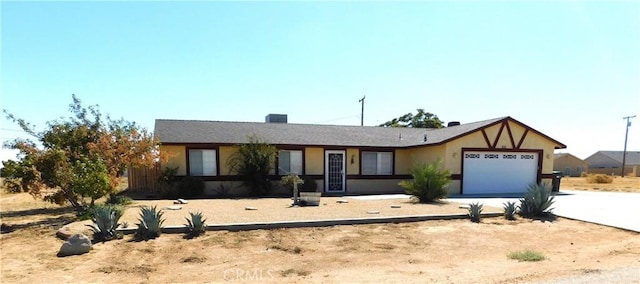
<box><xmin>423</xmin><ymin>134</ymin><xmax>428</xmax><ymax>142</ymax></box>
<box><xmin>447</xmin><ymin>121</ymin><xmax>461</xmax><ymax>127</ymax></box>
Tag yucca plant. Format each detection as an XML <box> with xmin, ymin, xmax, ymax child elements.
<box><xmin>184</xmin><ymin>211</ymin><xmax>207</xmax><ymax>239</ymax></box>
<box><xmin>519</xmin><ymin>182</ymin><xmax>555</xmax><ymax>218</ymax></box>
<box><xmin>135</xmin><ymin>205</ymin><xmax>165</xmax><ymax>241</ymax></box>
<box><xmin>503</xmin><ymin>201</ymin><xmax>518</xmax><ymax>220</ymax></box>
<box><xmin>468</xmin><ymin>202</ymin><xmax>483</xmax><ymax>223</ymax></box>
<box><xmin>87</xmin><ymin>204</ymin><xmax>123</xmax><ymax>242</ymax></box>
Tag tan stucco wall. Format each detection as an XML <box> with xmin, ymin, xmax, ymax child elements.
<box><xmin>346</xmin><ymin>148</ymin><xmax>359</xmax><ymax>175</ymax></box>
<box><xmin>554</xmin><ymin>155</ymin><xmax>589</xmax><ymax>177</ymax></box>
<box><xmin>160</xmin><ymin>145</ymin><xmax>186</xmax><ymax>175</ymax></box>
<box><xmin>395</xmin><ymin>145</ymin><xmax>446</xmax><ymax>175</ymax></box>
<box><xmin>305</xmin><ymin>147</ymin><xmax>324</xmax><ymax>175</ymax></box>
<box><xmin>218</xmin><ymin>146</ymin><xmax>236</xmax><ymax>175</ymax></box>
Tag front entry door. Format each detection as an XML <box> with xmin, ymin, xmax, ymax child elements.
<box><xmin>325</xmin><ymin>150</ymin><xmax>346</xmax><ymax>192</ymax></box>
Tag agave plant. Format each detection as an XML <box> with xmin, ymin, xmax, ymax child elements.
<box><xmin>135</xmin><ymin>205</ymin><xmax>165</xmax><ymax>240</ymax></box>
<box><xmin>468</xmin><ymin>202</ymin><xmax>483</xmax><ymax>223</ymax></box>
<box><xmin>184</xmin><ymin>211</ymin><xmax>207</xmax><ymax>238</ymax></box>
<box><xmin>87</xmin><ymin>205</ymin><xmax>123</xmax><ymax>242</ymax></box>
<box><xmin>503</xmin><ymin>201</ymin><xmax>518</xmax><ymax>220</ymax></box>
<box><xmin>519</xmin><ymin>182</ymin><xmax>555</xmax><ymax>217</ymax></box>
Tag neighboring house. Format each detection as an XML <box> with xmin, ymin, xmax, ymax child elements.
<box><xmin>585</xmin><ymin>151</ymin><xmax>640</xmax><ymax>177</ymax></box>
<box><xmin>152</xmin><ymin>115</ymin><xmax>566</xmax><ymax>196</ymax></box>
<box><xmin>553</xmin><ymin>153</ymin><xmax>589</xmax><ymax>177</ymax></box>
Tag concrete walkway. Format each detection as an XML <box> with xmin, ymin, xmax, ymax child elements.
<box><xmin>446</xmin><ymin>189</ymin><xmax>640</xmax><ymax>233</ymax></box>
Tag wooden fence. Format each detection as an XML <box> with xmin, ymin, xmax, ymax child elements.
<box><xmin>127</xmin><ymin>163</ymin><xmax>161</xmax><ymax>193</ymax></box>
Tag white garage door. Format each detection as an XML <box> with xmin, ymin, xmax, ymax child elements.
<box><xmin>463</xmin><ymin>151</ymin><xmax>539</xmax><ymax>194</ymax></box>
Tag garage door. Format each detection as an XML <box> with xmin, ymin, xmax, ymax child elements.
<box><xmin>463</xmin><ymin>151</ymin><xmax>539</xmax><ymax>194</ymax></box>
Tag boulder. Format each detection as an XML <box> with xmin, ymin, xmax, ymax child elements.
<box><xmin>57</xmin><ymin>234</ymin><xmax>92</xmax><ymax>257</ymax></box>
<box><xmin>56</xmin><ymin>226</ymin><xmax>73</xmax><ymax>240</ymax></box>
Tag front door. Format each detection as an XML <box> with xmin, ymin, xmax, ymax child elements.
<box><xmin>325</xmin><ymin>150</ymin><xmax>346</xmax><ymax>192</ymax></box>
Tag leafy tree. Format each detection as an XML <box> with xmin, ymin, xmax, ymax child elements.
<box><xmin>227</xmin><ymin>135</ymin><xmax>277</xmax><ymax>196</ymax></box>
<box><xmin>1</xmin><ymin>95</ymin><xmax>159</xmax><ymax>214</ymax></box>
<box><xmin>380</xmin><ymin>108</ymin><xmax>444</xmax><ymax>128</ymax></box>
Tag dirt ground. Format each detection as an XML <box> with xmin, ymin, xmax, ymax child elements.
<box><xmin>1</xmin><ymin>177</ymin><xmax>639</xmax><ymax>283</ymax></box>
<box><xmin>2</xmin><ymin>190</ymin><xmax>640</xmax><ymax>283</ymax></box>
<box><xmin>561</xmin><ymin>176</ymin><xmax>640</xmax><ymax>193</ymax></box>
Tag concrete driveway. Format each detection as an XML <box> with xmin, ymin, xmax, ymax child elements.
<box><xmin>446</xmin><ymin>189</ymin><xmax>640</xmax><ymax>233</ymax></box>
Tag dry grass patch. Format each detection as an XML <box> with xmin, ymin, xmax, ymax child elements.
<box><xmin>508</xmin><ymin>250</ymin><xmax>546</xmax><ymax>262</ymax></box>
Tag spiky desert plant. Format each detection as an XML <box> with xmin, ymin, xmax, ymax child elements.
<box><xmin>184</xmin><ymin>211</ymin><xmax>207</xmax><ymax>239</ymax></box>
<box><xmin>87</xmin><ymin>204</ymin><xmax>123</xmax><ymax>242</ymax></box>
<box><xmin>519</xmin><ymin>182</ymin><xmax>555</xmax><ymax>217</ymax></box>
<box><xmin>135</xmin><ymin>205</ymin><xmax>165</xmax><ymax>240</ymax></box>
<box><xmin>468</xmin><ymin>202</ymin><xmax>483</xmax><ymax>223</ymax></box>
<box><xmin>503</xmin><ymin>201</ymin><xmax>518</xmax><ymax>220</ymax></box>
<box><xmin>399</xmin><ymin>159</ymin><xmax>451</xmax><ymax>203</ymax></box>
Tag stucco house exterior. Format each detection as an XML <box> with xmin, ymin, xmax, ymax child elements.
<box><xmin>553</xmin><ymin>153</ymin><xmax>589</xmax><ymax>177</ymax></box>
<box><xmin>154</xmin><ymin>116</ymin><xmax>565</xmax><ymax>196</ymax></box>
<box><xmin>586</xmin><ymin>151</ymin><xmax>640</xmax><ymax>177</ymax></box>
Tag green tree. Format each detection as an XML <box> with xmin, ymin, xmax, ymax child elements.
<box><xmin>227</xmin><ymin>135</ymin><xmax>277</xmax><ymax>196</ymax></box>
<box><xmin>380</xmin><ymin>108</ymin><xmax>444</xmax><ymax>128</ymax></box>
<box><xmin>399</xmin><ymin>159</ymin><xmax>451</xmax><ymax>203</ymax></box>
<box><xmin>1</xmin><ymin>95</ymin><xmax>159</xmax><ymax>214</ymax></box>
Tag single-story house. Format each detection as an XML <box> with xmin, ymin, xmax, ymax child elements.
<box><xmin>553</xmin><ymin>153</ymin><xmax>589</xmax><ymax>177</ymax></box>
<box><xmin>586</xmin><ymin>151</ymin><xmax>640</xmax><ymax>177</ymax></box>
<box><xmin>153</xmin><ymin>115</ymin><xmax>566</xmax><ymax>196</ymax></box>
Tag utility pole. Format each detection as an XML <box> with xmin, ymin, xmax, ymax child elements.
<box><xmin>621</xmin><ymin>115</ymin><xmax>636</xmax><ymax>177</ymax></box>
<box><xmin>359</xmin><ymin>96</ymin><xmax>366</xmax><ymax>126</ymax></box>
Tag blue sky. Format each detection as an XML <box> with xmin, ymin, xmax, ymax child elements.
<box><xmin>1</xmin><ymin>1</ymin><xmax>639</xmax><ymax>162</ymax></box>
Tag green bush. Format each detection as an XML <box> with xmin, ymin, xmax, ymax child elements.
<box><xmin>106</xmin><ymin>193</ymin><xmax>132</xmax><ymax>206</ymax></box>
<box><xmin>227</xmin><ymin>135</ymin><xmax>277</xmax><ymax>196</ymax></box>
<box><xmin>87</xmin><ymin>204</ymin><xmax>123</xmax><ymax>242</ymax></box>
<box><xmin>508</xmin><ymin>250</ymin><xmax>545</xmax><ymax>262</ymax></box>
<box><xmin>586</xmin><ymin>174</ymin><xmax>613</xmax><ymax>184</ymax></box>
<box><xmin>503</xmin><ymin>201</ymin><xmax>518</xmax><ymax>220</ymax></box>
<box><xmin>519</xmin><ymin>182</ymin><xmax>555</xmax><ymax>217</ymax></box>
<box><xmin>399</xmin><ymin>159</ymin><xmax>451</xmax><ymax>203</ymax></box>
<box><xmin>135</xmin><ymin>205</ymin><xmax>165</xmax><ymax>241</ymax></box>
<box><xmin>157</xmin><ymin>167</ymin><xmax>205</xmax><ymax>199</ymax></box>
<box><xmin>184</xmin><ymin>211</ymin><xmax>207</xmax><ymax>239</ymax></box>
<box><xmin>468</xmin><ymin>202</ymin><xmax>483</xmax><ymax>223</ymax></box>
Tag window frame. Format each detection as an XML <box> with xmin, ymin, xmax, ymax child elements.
<box><xmin>277</xmin><ymin>149</ymin><xmax>304</xmax><ymax>175</ymax></box>
<box><xmin>360</xmin><ymin>151</ymin><xmax>394</xmax><ymax>176</ymax></box>
<box><xmin>186</xmin><ymin>148</ymin><xmax>218</xmax><ymax>177</ymax></box>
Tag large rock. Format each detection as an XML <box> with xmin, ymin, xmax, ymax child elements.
<box><xmin>56</xmin><ymin>226</ymin><xmax>73</xmax><ymax>240</ymax></box>
<box><xmin>57</xmin><ymin>234</ymin><xmax>92</xmax><ymax>257</ymax></box>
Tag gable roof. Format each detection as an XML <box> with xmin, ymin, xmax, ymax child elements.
<box><xmin>155</xmin><ymin>116</ymin><xmax>566</xmax><ymax>149</ymax></box>
<box><xmin>554</xmin><ymin>153</ymin><xmax>588</xmax><ymax>162</ymax></box>
<box><xmin>586</xmin><ymin>151</ymin><xmax>640</xmax><ymax>165</ymax></box>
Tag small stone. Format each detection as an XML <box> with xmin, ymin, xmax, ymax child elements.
<box><xmin>459</xmin><ymin>204</ymin><xmax>470</xmax><ymax>209</ymax></box>
<box><xmin>390</xmin><ymin>205</ymin><xmax>401</xmax><ymax>209</ymax></box>
<box><xmin>336</xmin><ymin>200</ymin><xmax>349</xmax><ymax>204</ymax></box>
<box><xmin>56</xmin><ymin>226</ymin><xmax>73</xmax><ymax>240</ymax></box>
<box><xmin>177</xmin><ymin>198</ymin><xmax>188</xmax><ymax>204</ymax></box>
<box><xmin>164</xmin><ymin>205</ymin><xmax>182</xmax><ymax>210</ymax></box>
<box><xmin>245</xmin><ymin>207</ymin><xmax>258</xmax><ymax>210</ymax></box>
<box><xmin>57</xmin><ymin>234</ymin><xmax>92</xmax><ymax>257</ymax></box>
<box><xmin>367</xmin><ymin>211</ymin><xmax>380</xmax><ymax>214</ymax></box>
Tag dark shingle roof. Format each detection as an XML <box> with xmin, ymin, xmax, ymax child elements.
<box><xmin>154</xmin><ymin>116</ymin><xmax>565</xmax><ymax>149</ymax></box>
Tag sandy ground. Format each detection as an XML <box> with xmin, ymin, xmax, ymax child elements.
<box><xmin>2</xmin><ymin>191</ymin><xmax>640</xmax><ymax>283</ymax></box>
<box><xmin>561</xmin><ymin>176</ymin><xmax>640</xmax><ymax>193</ymax></box>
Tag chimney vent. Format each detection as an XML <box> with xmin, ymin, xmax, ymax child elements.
<box><xmin>265</xmin><ymin>114</ymin><xmax>288</xmax><ymax>123</ymax></box>
<box><xmin>447</xmin><ymin>121</ymin><xmax>461</xmax><ymax>127</ymax></box>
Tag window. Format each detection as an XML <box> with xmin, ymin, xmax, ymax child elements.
<box><xmin>189</xmin><ymin>149</ymin><xmax>217</xmax><ymax>176</ymax></box>
<box><xmin>278</xmin><ymin>150</ymin><xmax>303</xmax><ymax>175</ymax></box>
<box><xmin>362</xmin><ymin>152</ymin><xmax>393</xmax><ymax>175</ymax></box>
